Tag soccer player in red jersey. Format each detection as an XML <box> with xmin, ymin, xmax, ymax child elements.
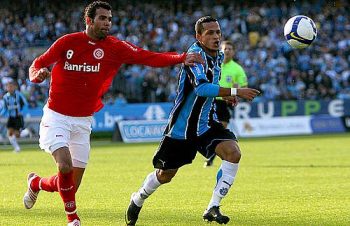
<box><xmin>22</xmin><ymin>1</ymin><xmax>203</xmax><ymax>226</ymax></box>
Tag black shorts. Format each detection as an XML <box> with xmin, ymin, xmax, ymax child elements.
<box><xmin>215</xmin><ymin>99</ymin><xmax>231</xmax><ymax>123</ymax></box>
<box><xmin>7</xmin><ymin>116</ymin><xmax>24</xmax><ymax>130</ymax></box>
<box><xmin>153</xmin><ymin>122</ymin><xmax>237</xmax><ymax>170</ymax></box>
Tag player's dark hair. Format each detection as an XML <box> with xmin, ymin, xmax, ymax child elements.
<box><xmin>195</xmin><ymin>16</ymin><xmax>218</xmax><ymax>34</ymax></box>
<box><xmin>84</xmin><ymin>1</ymin><xmax>112</xmax><ymax>23</ymax></box>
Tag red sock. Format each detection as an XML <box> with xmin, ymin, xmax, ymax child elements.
<box><xmin>39</xmin><ymin>175</ymin><xmax>59</xmax><ymax>192</ymax></box>
<box><xmin>30</xmin><ymin>176</ymin><xmax>41</xmax><ymax>192</ymax></box>
<box><xmin>58</xmin><ymin>171</ymin><xmax>79</xmax><ymax>222</ymax></box>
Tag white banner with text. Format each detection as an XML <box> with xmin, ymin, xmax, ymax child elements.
<box><xmin>230</xmin><ymin>116</ymin><xmax>312</xmax><ymax>137</ymax></box>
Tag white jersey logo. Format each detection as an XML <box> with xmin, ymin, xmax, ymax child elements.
<box><xmin>122</xmin><ymin>41</ymin><xmax>138</xmax><ymax>52</ymax></box>
<box><xmin>66</xmin><ymin>50</ymin><xmax>74</xmax><ymax>59</ymax></box>
<box><xmin>64</xmin><ymin>61</ymin><xmax>100</xmax><ymax>72</ymax></box>
<box><xmin>93</xmin><ymin>48</ymin><xmax>104</xmax><ymax>59</ymax></box>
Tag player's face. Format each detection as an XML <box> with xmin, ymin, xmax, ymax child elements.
<box><xmin>221</xmin><ymin>43</ymin><xmax>234</xmax><ymax>60</ymax></box>
<box><xmin>6</xmin><ymin>83</ymin><xmax>16</xmax><ymax>93</ymax></box>
<box><xmin>91</xmin><ymin>8</ymin><xmax>112</xmax><ymax>39</ymax></box>
<box><xmin>196</xmin><ymin>21</ymin><xmax>221</xmax><ymax>56</ymax></box>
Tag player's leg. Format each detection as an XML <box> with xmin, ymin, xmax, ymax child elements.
<box><xmin>205</xmin><ymin>100</ymin><xmax>230</xmax><ymax>167</ymax></box>
<box><xmin>17</xmin><ymin>115</ymin><xmax>30</xmax><ymax>138</ymax></box>
<box><xmin>52</xmin><ymin>147</ymin><xmax>80</xmax><ymax>223</ymax></box>
<box><xmin>24</xmin><ymin>107</ymin><xmax>68</xmax><ymax>207</ymax></box>
<box><xmin>72</xmin><ymin>167</ymin><xmax>86</xmax><ymax>190</ymax></box>
<box><xmin>203</xmin><ymin>141</ymin><xmax>239</xmax><ymax>224</ymax></box>
<box><xmin>204</xmin><ymin>152</ymin><xmax>216</xmax><ymax>167</ymax></box>
<box><xmin>132</xmin><ymin>168</ymin><xmax>178</xmax><ymax>206</ymax></box>
<box><xmin>26</xmin><ymin>153</ymin><xmax>86</xmax><ymax>226</ymax></box>
<box><xmin>13</xmin><ymin>129</ymin><xmax>20</xmax><ymax>139</ymax></box>
<box><xmin>126</xmin><ymin>169</ymin><xmax>177</xmax><ymax>226</ymax></box>
<box><xmin>199</xmin><ymin>123</ymin><xmax>239</xmax><ymax>224</ymax></box>
<box><xmin>24</xmin><ymin>107</ymin><xmax>91</xmax><ymax>226</ymax></box>
<box><xmin>23</xmin><ymin>146</ymin><xmax>80</xmax><ymax>222</ymax></box>
<box><xmin>7</xmin><ymin>123</ymin><xmax>20</xmax><ymax>152</ymax></box>
<box><xmin>126</xmin><ymin>136</ymin><xmax>196</xmax><ymax>225</ymax></box>
<box><xmin>209</xmin><ymin>140</ymin><xmax>240</xmax><ymax>202</ymax></box>
<box><xmin>29</xmin><ymin>167</ymin><xmax>85</xmax><ymax>193</ymax></box>
<box><xmin>11</xmin><ymin>115</ymin><xmax>24</xmax><ymax>151</ymax></box>
<box><xmin>20</xmin><ymin>128</ymin><xmax>31</xmax><ymax>138</ymax></box>
<box><xmin>59</xmin><ymin>115</ymin><xmax>91</xmax><ymax>225</ymax></box>
<box><xmin>7</xmin><ymin>128</ymin><xmax>21</xmax><ymax>152</ymax></box>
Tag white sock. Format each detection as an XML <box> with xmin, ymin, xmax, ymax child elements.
<box><xmin>8</xmin><ymin>135</ymin><xmax>20</xmax><ymax>151</ymax></box>
<box><xmin>20</xmin><ymin>128</ymin><xmax>30</xmax><ymax>138</ymax></box>
<box><xmin>207</xmin><ymin>161</ymin><xmax>238</xmax><ymax>209</ymax></box>
<box><xmin>132</xmin><ymin>170</ymin><xmax>161</xmax><ymax>207</ymax></box>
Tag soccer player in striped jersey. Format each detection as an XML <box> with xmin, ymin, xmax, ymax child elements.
<box><xmin>0</xmin><ymin>81</ymin><xmax>29</xmax><ymax>152</ymax></box>
<box><xmin>126</xmin><ymin>16</ymin><xmax>260</xmax><ymax>225</ymax></box>
<box><xmin>22</xmin><ymin>1</ymin><xmax>203</xmax><ymax>226</ymax></box>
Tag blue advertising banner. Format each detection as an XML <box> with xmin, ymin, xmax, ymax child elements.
<box><xmin>18</xmin><ymin>100</ymin><xmax>350</xmax><ymax>132</ymax></box>
<box><xmin>117</xmin><ymin>120</ymin><xmax>168</xmax><ymax>143</ymax></box>
<box><xmin>91</xmin><ymin>103</ymin><xmax>172</xmax><ymax>131</ymax></box>
<box><xmin>310</xmin><ymin>116</ymin><xmax>346</xmax><ymax>133</ymax></box>
<box><xmin>232</xmin><ymin>99</ymin><xmax>350</xmax><ymax>118</ymax></box>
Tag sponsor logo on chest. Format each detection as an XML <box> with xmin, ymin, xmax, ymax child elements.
<box><xmin>64</xmin><ymin>61</ymin><xmax>100</xmax><ymax>72</ymax></box>
<box><xmin>63</xmin><ymin>48</ymin><xmax>104</xmax><ymax>72</ymax></box>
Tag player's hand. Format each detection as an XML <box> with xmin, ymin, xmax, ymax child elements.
<box><xmin>35</xmin><ymin>68</ymin><xmax>51</xmax><ymax>82</ymax></box>
<box><xmin>237</xmin><ymin>88</ymin><xmax>260</xmax><ymax>101</ymax></box>
<box><xmin>223</xmin><ymin>96</ymin><xmax>239</xmax><ymax>107</ymax></box>
<box><xmin>184</xmin><ymin>53</ymin><xmax>204</xmax><ymax>66</ymax></box>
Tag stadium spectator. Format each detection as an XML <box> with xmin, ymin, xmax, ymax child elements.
<box><xmin>0</xmin><ymin>0</ymin><xmax>349</xmax><ymax>104</ymax></box>
<box><xmin>22</xmin><ymin>1</ymin><xmax>203</xmax><ymax>226</ymax></box>
<box><xmin>125</xmin><ymin>16</ymin><xmax>260</xmax><ymax>226</ymax></box>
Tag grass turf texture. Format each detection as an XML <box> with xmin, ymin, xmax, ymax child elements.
<box><xmin>1</xmin><ymin>134</ymin><xmax>349</xmax><ymax>226</ymax></box>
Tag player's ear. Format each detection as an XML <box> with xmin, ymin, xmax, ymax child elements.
<box><xmin>86</xmin><ymin>17</ymin><xmax>92</xmax><ymax>25</ymax></box>
<box><xmin>196</xmin><ymin>33</ymin><xmax>201</xmax><ymax>42</ymax></box>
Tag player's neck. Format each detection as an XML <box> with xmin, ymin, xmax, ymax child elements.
<box><xmin>203</xmin><ymin>48</ymin><xmax>217</xmax><ymax>58</ymax></box>
<box><xmin>223</xmin><ymin>58</ymin><xmax>231</xmax><ymax>64</ymax></box>
<box><xmin>85</xmin><ymin>28</ymin><xmax>103</xmax><ymax>41</ymax></box>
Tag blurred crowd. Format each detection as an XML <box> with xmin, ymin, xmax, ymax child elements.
<box><xmin>0</xmin><ymin>0</ymin><xmax>350</xmax><ymax>107</ymax></box>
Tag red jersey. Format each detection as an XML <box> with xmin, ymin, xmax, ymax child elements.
<box><xmin>29</xmin><ymin>31</ymin><xmax>186</xmax><ymax>116</ymax></box>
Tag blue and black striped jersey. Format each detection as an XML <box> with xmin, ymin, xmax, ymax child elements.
<box><xmin>0</xmin><ymin>90</ymin><xmax>28</xmax><ymax>117</ymax></box>
<box><xmin>164</xmin><ymin>42</ymin><xmax>224</xmax><ymax>139</ymax></box>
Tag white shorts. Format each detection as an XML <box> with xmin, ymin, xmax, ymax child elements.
<box><xmin>39</xmin><ymin>106</ymin><xmax>93</xmax><ymax>168</ymax></box>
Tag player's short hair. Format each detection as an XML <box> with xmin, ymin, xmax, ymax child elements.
<box><xmin>195</xmin><ymin>16</ymin><xmax>218</xmax><ymax>34</ymax></box>
<box><xmin>6</xmin><ymin>80</ymin><xmax>16</xmax><ymax>86</ymax></box>
<box><xmin>221</xmin><ymin>40</ymin><xmax>235</xmax><ymax>50</ymax></box>
<box><xmin>84</xmin><ymin>1</ymin><xmax>112</xmax><ymax>23</ymax></box>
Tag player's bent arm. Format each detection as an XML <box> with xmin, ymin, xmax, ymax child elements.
<box><xmin>29</xmin><ymin>36</ymin><xmax>65</xmax><ymax>83</ymax></box>
<box><xmin>195</xmin><ymin>83</ymin><xmax>220</xmax><ymax>97</ymax></box>
<box><xmin>29</xmin><ymin>61</ymin><xmax>40</xmax><ymax>83</ymax></box>
<box><xmin>29</xmin><ymin>60</ymin><xmax>50</xmax><ymax>83</ymax></box>
<box><xmin>195</xmin><ymin>83</ymin><xmax>238</xmax><ymax>97</ymax></box>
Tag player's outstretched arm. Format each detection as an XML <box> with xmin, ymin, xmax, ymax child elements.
<box><xmin>120</xmin><ymin>41</ymin><xmax>204</xmax><ymax>67</ymax></box>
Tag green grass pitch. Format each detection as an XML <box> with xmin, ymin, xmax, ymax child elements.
<box><xmin>1</xmin><ymin>134</ymin><xmax>349</xmax><ymax>226</ymax></box>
